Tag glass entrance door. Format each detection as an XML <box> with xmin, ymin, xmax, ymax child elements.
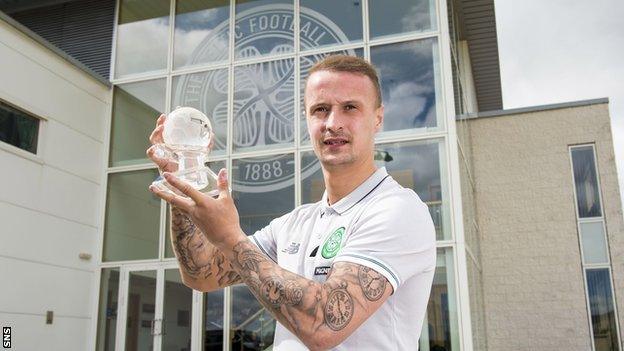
<box><xmin>115</xmin><ymin>264</ymin><xmax>194</xmax><ymax>351</ymax></box>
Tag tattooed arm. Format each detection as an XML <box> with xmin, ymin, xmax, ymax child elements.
<box><xmin>221</xmin><ymin>238</ymin><xmax>393</xmax><ymax>350</ymax></box>
<box><xmin>169</xmin><ymin>206</ymin><xmax>242</xmax><ymax>291</ymax></box>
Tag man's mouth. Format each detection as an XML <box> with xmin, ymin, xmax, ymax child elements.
<box><xmin>323</xmin><ymin>138</ymin><xmax>349</xmax><ymax>146</ymax></box>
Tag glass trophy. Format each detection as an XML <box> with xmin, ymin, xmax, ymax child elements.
<box><xmin>150</xmin><ymin>107</ymin><xmax>220</xmax><ymax>197</ymax></box>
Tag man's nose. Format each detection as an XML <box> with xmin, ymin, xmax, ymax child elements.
<box><xmin>325</xmin><ymin>109</ymin><xmax>344</xmax><ymax>132</ymax></box>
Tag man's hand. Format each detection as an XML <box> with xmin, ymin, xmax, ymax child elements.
<box><xmin>149</xmin><ymin>168</ymin><xmax>245</xmax><ymax>250</ymax></box>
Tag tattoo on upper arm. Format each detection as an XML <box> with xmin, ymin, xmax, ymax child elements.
<box><xmin>324</xmin><ymin>284</ymin><xmax>354</xmax><ymax>331</ymax></box>
<box><xmin>357</xmin><ymin>266</ymin><xmax>387</xmax><ymax>301</ymax></box>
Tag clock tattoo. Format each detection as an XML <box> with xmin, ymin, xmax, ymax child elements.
<box><xmin>324</xmin><ymin>289</ymin><xmax>354</xmax><ymax>331</ymax></box>
<box><xmin>358</xmin><ymin>266</ymin><xmax>386</xmax><ymax>301</ymax></box>
<box><xmin>260</xmin><ymin>277</ymin><xmax>285</xmax><ymax>307</ymax></box>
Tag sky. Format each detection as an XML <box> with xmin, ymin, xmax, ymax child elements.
<box><xmin>494</xmin><ymin>0</ymin><xmax>624</xmax><ymax>214</ymax></box>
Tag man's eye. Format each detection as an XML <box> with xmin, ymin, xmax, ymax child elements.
<box><xmin>345</xmin><ymin>105</ymin><xmax>356</xmax><ymax>111</ymax></box>
<box><xmin>314</xmin><ymin>107</ymin><xmax>328</xmax><ymax>113</ymax></box>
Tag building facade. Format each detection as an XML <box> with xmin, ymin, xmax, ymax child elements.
<box><xmin>0</xmin><ymin>0</ymin><xmax>622</xmax><ymax>350</ymax></box>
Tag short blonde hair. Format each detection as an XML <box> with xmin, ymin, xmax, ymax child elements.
<box><xmin>306</xmin><ymin>55</ymin><xmax>382</xmax><ymax>108</ymax></box>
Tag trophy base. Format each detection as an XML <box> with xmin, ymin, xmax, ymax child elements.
<box><xmin>151</xmin><ymin>166</ymin><xmax>220</xmax><ymax>198</ymax></box>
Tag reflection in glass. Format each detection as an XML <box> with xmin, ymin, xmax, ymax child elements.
<box><xmin>174</xmin><ymin>0</ymin><xmax>230</xmax><ymax>69</ymax></box>
<box><xmin>299</xmin><ymin>0</ymin><xmax>362</xmax><ymax>51</ymax></box>
<box><xmin>235</xmin><ymin>0</ymin><xmax>294</xmax><ymax>59</ymax></box>
<box><xmin>231</xmin><ymin>285</ymin><xmax>276</xmax><ymax>351</ymax></box>
<box><xmin>110</xmin><ymin>79</ymin><xmax>166</xmax><ymax>167</ymax></box>
<box><xmin>375</xmin><ymin>140</ymin><xmax>448</xmax><ymax>240</ymax></box>
<box><xmin>301</xmin><ymin>150</ymin><xmax>324</xmax><ymax>203</ymax></box>
<box><xmin>203</xmin><ymin>289</ymin><xmax>225</xmax><ymax>350</ymax></box>
<box><xmin>233</xmin><ymin>59</ymin><xmax>295</xmax><ymax>152</ymax></box>
<box><xmin>172</xmin><ymin>71</ymin><xmax>229</xmax><ymax>155</ymax></box>
<box><xmin>580</xmin><ymin>222</ymin><xmax>609</xmax><ymax>264</ymax></box>
<box><xmin>166</xmin><ymin>161</ymin><xmax>227</xmax><ymax>258</ymax></box>
<box><xmin>103</xmin><ymin>169</ymin><xmax>160</xmax><ymax>262</ymax></box>
<box><xmin>586</xmin><ymin>269</ymin><xmax>620</xmax><ymax>351</ymax></box>
<box><xmin>371</xmin><ymin>38</ymin><xmax>440</xmax><ymax>132</ymax></box>
<box><xmin>115</xmin><ymin>0</ymin><xmax>169</xmax><ymax>77</ymax></box>
<box><xmin>162</xmin><ymin>269</ymin><xmax>193</xmax><ymax>351</ymax></box>
<box><xmin>299</xmin><ymin>48</ymin><xmax>364</xmax><ymax>143</ymax></box>
<box><xmin>420</xmin><ymin>248</ymin><xmax>459</xmax><ymax>351</ymax></box>
<box><xmin>571</xmin><ymin>146</ymin><xmax>602</xmax><ymax>218</ymax></box>
<box><xmin>95</xmin><ymin>268</ymin><xmax>119</xmax><ymax>351</ymax></box>
<box><xmin>126</xmin><ymin>270</ymin><xmax>157</xmax><ymax>351</ymax></box>
<box><xmin>369</xmin><ymin>0</ymin><xmax>436</xmax><ymax>39</ymax></box>
<box><xmin>232</xmin><ymin>155</ymin><xmax>295</xmax><ymax>235</ymax></box>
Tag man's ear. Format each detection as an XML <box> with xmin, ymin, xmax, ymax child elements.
<box><xmin>374</xmin><ymin>105</ymin><xmax>384</xmax><ymax>132</ymax></box>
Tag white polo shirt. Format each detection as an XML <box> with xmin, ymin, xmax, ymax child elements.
<box><xmin>250</xmin><ymin>167</ymin><xmax>436</xmax><ymax>350</ymax></box>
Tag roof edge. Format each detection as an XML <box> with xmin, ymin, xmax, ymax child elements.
<box><xmin>0</xmin><ymin>10</ymin><xmax>111</xmax><ymax>87</ymax></box>
<box><xmin>457</xmin><ymin>97</ymin><xmax>609</xmax><ymax>120</ymax></box>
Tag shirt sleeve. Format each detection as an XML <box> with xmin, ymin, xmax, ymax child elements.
<box><xmin>249</xmin><ymin>212</ymin><xmax>290</xmax><ymax>263</ymax></box>
<box><xmin>333</xmin><ymin>190</ymin><xmax>437</xmax><ymax>293</ymax></box>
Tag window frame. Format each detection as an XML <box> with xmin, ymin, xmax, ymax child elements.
<box><xmin>0</xmin><ymin>97</ymin><xmax>46</xmax><ymax>163</ymax></box>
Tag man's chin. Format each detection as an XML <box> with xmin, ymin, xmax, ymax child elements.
<box><xmin>319</xmin><ymin>155</ymin><xmax>355</xmax><ymax>168</ymax></box>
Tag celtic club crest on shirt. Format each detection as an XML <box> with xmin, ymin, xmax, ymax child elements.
<box><xmin>174</xmin><ymin>4</ymin><xmax>356</xmax><ymax>192</ymax></box>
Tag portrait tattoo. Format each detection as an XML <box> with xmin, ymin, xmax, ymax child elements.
<box><xmin>358</xmin><ymin>266</ymin><xmax>387</xmax><ymax>301</ymax></box>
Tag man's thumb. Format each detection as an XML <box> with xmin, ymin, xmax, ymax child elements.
<box><xmin>217</xmin><ymin>168</ymin><xmax>230</xmax><ymax>197</ymax></box>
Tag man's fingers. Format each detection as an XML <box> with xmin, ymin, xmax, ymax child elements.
<box><xmin>156</xmin><ymin>113</ymin><xmax>166</xmax><ymax>127</ymax></box>
<box><xmin>164</xmin><ymin>173</ymin><xmax>206</xmax><ymax>204</ymax></box>
<box><xmin>149</xmin><ymin>185</ymin><xmax>193</xmax><ymax>212</ymax></box>
<box><xmin>146</xmin><ymin>145</ymin><xmax>178</xmax><ymax>173</ymax></box>
<box><xmin>217</xmin><ymin>168</ymin><xmax>230</xmax><ymax>199</ymax></box>
<box><xmin>149</xmin><ymin>125</ymin><xmax>164</xmax><ymax>144</ymax></box>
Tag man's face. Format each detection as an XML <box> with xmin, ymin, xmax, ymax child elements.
<box><xmin>304</xmin><ymin>70</ymin><xmax>383</xmax><ymax>169</ymax></box>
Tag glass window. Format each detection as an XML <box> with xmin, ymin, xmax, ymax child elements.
<box><xmin>420</xmin><ymin>248</ymin><xmax>460</xmax><ymax>350</ymax></box>
<box><xmin>172</xmin><ymin>70</ymin><xmax>229</xmax><ymax>156</ymax></box>
<box><xmin>165</xmin><ymin>161</ymin><xmax>227</xmax><ymax>259</ymax></box>
<box><xmin>571</xmin><ymin>146</ymin><xmax>602</xmax><ymax>218</ymax></box>
<box><xmin>586</xmin><ymin>269</ymin><xmax>620</xmax><ymax>351</ymax></box>
<box><xmin>162</xmin><ymin>269</ymin><xmax>193</xmax><ymax>351</ymax></box>
<box><xmin>232</xmin><ymin>154</ymin><xmax>295</xmax><ymax>235</ymax></box>
<box><xmin>110</xmin><ymin>79</ymin><xmax>166</xmax><ymax>167</ymax></box>
<box><xmin>95</xmin><ymin>268</ymin><xmax>119</xmax><ymax>351</ymax></box>
<box><xmin>300</xmin><ymin>0</ymin><xmax>363</xmax><ymax>51</ymax></box>
<box><xmin>299</xmin><ymin>48</ymin><xmax>364</xmax><ymax>144</ymax></box>
<box><xmin>580</xmin><ymin>221</ymin><xmax>609</xmax><ymax>264</ymax></box>
<box><xmin>233</xmin><ymin>59</ymin><xmax>295</xmax><ymax>152</ymax></box>
<box><xmin>234</xmin><ymin>0</ymin><xmax>294</xmax><ymax>60</ymax></box>
<box><xmin>231</xmin><ymin>285</ymin><xmax>276</xmax><ymax>351</ymax></box>
<box><xmin>174</xmin><ymin>0</ymin><xmax>230</xmax><ymax>69</ymax></box>
<box><xmin>368</xmin><ymin>0</ymin><xmax>436</xmax><ymax>39</ymax></box>
<box><xmin>203</xmin><ymin>289</ymin><xmax>225</xmax><ymax>350</ymax></box>
<box><xmin>371</xmin><ymin>38</ymin><xmax>440</xmax><ymax>133</ymax></box>
<box><xmin>0</xmin><ymin>100</ymin><xmax>40</xmax><ymax>154</ymax></box>
<box><xmin>301</xmin><ymin>150</ymin><xmax>324</xmax><ymax>203</ymax></box>
<box><xmin>115</xmin><ymin>0</ymin><xmax>170</xmax><ymax>78</ymax></box>
<box><xmin>375</xmin><ymin>140</ymin><xmax>449</xmax><ymax>240</ymax></box>
<box><xmin>103</xmin><ymin>169</ymin><xmax>161</xmax><ymax>262</ymax></box>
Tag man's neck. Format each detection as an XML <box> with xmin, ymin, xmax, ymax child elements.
<box><xmin>323</xmin><ymin>161</ymin><xmax>377</xmax><ymax>205</ymax></box>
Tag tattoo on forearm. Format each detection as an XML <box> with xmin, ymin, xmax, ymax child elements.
<box><xmin>358</xmin><ymin>266</ymin><xmax>387</xmax><ymax>301</ymax></box>
<box><xmin>230</xmin><ymin>240</ymin><xmax>371</xmax><ymax>338</ymax></box>
<box><xmin>170</xmin><ymin>207</ymin><xmax>241</xmax><ymax>286</ymax></box>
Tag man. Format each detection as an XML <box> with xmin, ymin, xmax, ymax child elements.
<box><xmin>147</xmin><ymin>55</ymin><xmax>436</xmax><ymax>350</ymax></box>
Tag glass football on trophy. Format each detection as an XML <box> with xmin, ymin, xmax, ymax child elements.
<box><xmin>150</xmin><ymin>107</ymin><xmax>220</xmax><ymax>197</ymax></box>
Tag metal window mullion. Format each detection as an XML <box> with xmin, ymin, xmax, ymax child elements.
<box><xmin>106</xmin><ymin>163</ymin><xmax>159</xmax><ymax>174</ymax></box>
<box><xmin>362</xmin><ymin>0</ymin><xmax>370</xmax><ymax>60</ymax></box>
<box><xmin>154</xmin><ymin>267</ymin><xmax>165</xmax><ymax>351</ymax></box>
<box><xmin>167</xmin><ymin>0</ymin><xmax>176</xmax><ymax>76</ymax></box>
<box><xmin>367</xmin><ymin>30</ymin><xmax>439</xmax><ymax>49</ymax></box>
<box><xmin>159</xmin><ymin>200</ymin><xmax>167</xmax><ymax>261</ymax></box>
<box><xmin>172</xmin><ymin>61</ymin><xmax>231</xmax><ymax>78</ymax></box>
<box><xmin>111</xmin><ymin>70</ymin><xmax>169</xmax><ymax>85</ymax></box>
<box><xmin>294</xmin><ymin>0</ymin><xmax>301</xmax><ymax>208</ymax></box>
